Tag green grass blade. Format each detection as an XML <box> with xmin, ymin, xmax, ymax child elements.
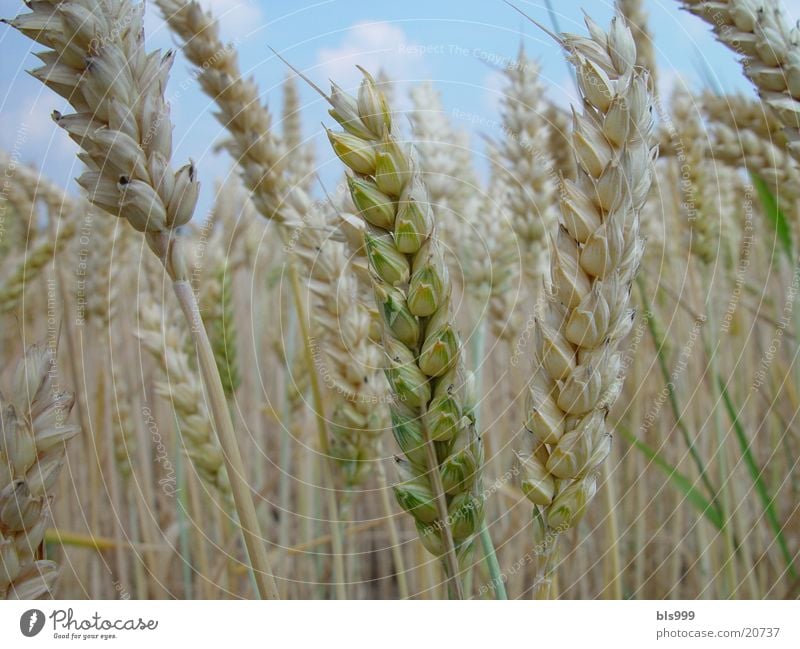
<box><xmin>718</xmin><ymin>378</ymin><xmax>798</xmax><ymax>580</ymax></box>
<box><xmin>750</xmin><ymin>172</ymin><xmax>793</xmax><ymax>262</ymax></box>
<box><xmin>619</xmin><ymin>428</ymin><xmax>723</xmax><ymax>531</ymax></box>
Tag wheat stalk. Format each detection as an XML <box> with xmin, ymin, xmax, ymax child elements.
<box><xmin>679</xmin><ymin>0</ymin><xmax>800</xmax><ymax>159</ymax></box>
<box><xmin>516</xmin><ymin>12</ymin><xmax>655</xmax><ymax>598</ymax></box>
<box><xmin>323</xmin><ymin>68</ymin><xmax>485</xmax><ymax>598</ymax></box>
<box><xmin>1</xmin><ymin>344</ymin><xmax>80</xmax><ymax>599</ymax></box>
<box><xmin>4</xmin><ymin>0</ymin><xmax>278</xmax><ymax>599</ymax></box>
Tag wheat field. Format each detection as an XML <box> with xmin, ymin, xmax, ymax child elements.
<box><xmin>0</xmin><ymin>0</ymin><xmax>799</xmax><ymax>601</ymax></box>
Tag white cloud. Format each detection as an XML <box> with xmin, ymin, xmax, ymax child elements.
<box><xmin>315</xmin><ymin>21</ymin><xmax>427</xmax><ymax>93</ymax></box>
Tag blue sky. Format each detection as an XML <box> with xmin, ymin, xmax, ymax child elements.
<box><xmin>2</xmin><ymin>0</ymin><xmax>800</xmax><ymax>217</ymax></box>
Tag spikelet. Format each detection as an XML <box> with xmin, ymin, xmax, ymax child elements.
<box><xmin>679</xmin><ymin>0</ymin><xmax>800</xmax><ymax>159</ymax></box>
<box><xmin>618</xmin><ymin>0</ymin><xmax>658</xmax><ymax>89</ymax></box>
<box><xmin>1</xmin><ymin>344</ymin><xmax>79</xmax><ymax>599</ymax></box>
<box><xmin>520</xmin><ymin>14</ymin><xmax>654</xmax><ymax>545</ymax></box>
<box><xmin>5</xmin><ymin>0</ymin><xmax>200</xmax><ymax>277</ymax></box>
<box><xmin>498</xmin><ymin>49</ymin><xmax>558</xmax><ymax>291</ymax></box>
<box><xmin>137</xmin><ymin>302</ymin><xmax>232</xmax><ymax>502</ymax></box>
<box><xmin>325</xmin><ymin>69</ymin><xmax>484</xmax><ymax>591</ymax></box>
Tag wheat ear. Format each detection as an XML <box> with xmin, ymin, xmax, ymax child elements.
<box><xmin>0</xmin><ymin>220</ymin><xmax>76</xmax><ymax>314</ymax></box>
<box><xmin>197</xmin><ymin>225</ymin><xmax>241</xmax><ymax>401</ymax></box>
<box><xmin>324</xmin><ymin>68</ymin><xmax>485</xmax><ymax>599</ymax></box>
<box><xmin>1</xmin><ymin>344</ymin><xmax>80</xmax><ymax>599</ymax></box>
<box><xmin>545</xmin><ymin>103</ymin><xmax>578</xmax><ymax>181</ymax></box>
<box><xmin>4</xmin><ymin>0</ymin><xmax>278</xmax><ymax>599</ymax></box>
<box><xmin>155</xmin><ymin>0</ymin><xmax>308</xmax><ymax>227</ymax></box>
<box><xmin>498</xmin><ymin>48</ymin><xmax>559</xmax><ymax>291</ymax></box>
<box><xmin>701</xmin><ymin>92</ymin><xmax>800</xmax><ymax>200</ymax></box>
<box><xmin>0</xmin><ymin>153</ymin><xmax>80</xmax><ymax>313</ymax></box>
<box><xmin>670</xmin><ymin>88</ymin><xmax>718</xmax><ymax>263</ymax></box>
<box><xmin>138</xmin><ymin>301</ymin><xmax>233</xmax><ymax>502</ymax></box>
<box><xmin>296</xmin><ymin>205</ymin><xmax>390</xmax><ymax>487</ymax></box>
<box><xmin>702</xmin><ymin>90</ymin><xmax>787</xmax><ymax>145</ymax></box>
<box><xmin>679</xmin><ymin>0</ymin><xmax>800</xmax><ymax>159</ymax></box>
<box><xmin>157</xmin><ymin>0</ymin><xmax>371</xmax><ymax>596</ymax></box>
<box><xmin>518</xmin><ymin>12</ymin><xmax>655</xmax><ymax>597</ymax></box>
<box><xmin>473</xmin><ymin>144</ymin><xmax>524</xmax><ymax>342</ymax></box>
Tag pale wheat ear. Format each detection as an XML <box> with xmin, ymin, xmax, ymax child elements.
<box><xmin>515</xmin><ymin>11</ymin><xmax>655</xmax><ymax>599</ymax></box>
<box><xmin>680</xmin><ymin>0</ymin><xmax>800</xmax><ymax>160</ymax></box>
<box><xmin>0</xmin><ymin>343</ymin><xmax>79</xmax><ymax>599</ymax></box>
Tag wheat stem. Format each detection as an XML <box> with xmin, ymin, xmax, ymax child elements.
<box><xmin>172</xmin><ymin>277</ymin><xmax>279</xmax><ymax>600</ymax></box>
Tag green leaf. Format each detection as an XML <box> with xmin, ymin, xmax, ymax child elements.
<box><xmin>750</xmin><ymin>172</ymin><xmax>793</xmax><ymax>262</ymax></box>
<box><xmin>718</xmin><ymin>379</ymin><xmax>798</xmax><ymax>580</ymax></box>
<box><xmin>619</xmin><ymin>428</ymin><xmax>723</xmax><ymax>531</ymax></box>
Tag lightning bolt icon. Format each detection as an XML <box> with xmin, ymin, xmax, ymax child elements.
<box><xmin>28</xmin><ymin>612</ymin><xmax>38</xmax><ymax>633</ymax></box>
